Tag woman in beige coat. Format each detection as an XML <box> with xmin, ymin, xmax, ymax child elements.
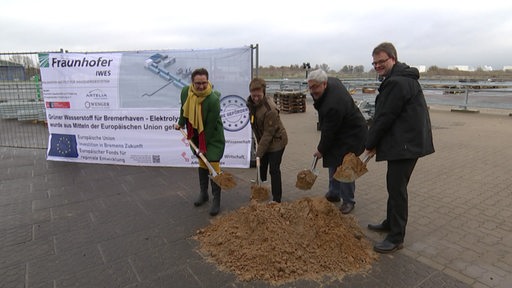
<box><xmin>246</xmin><ymin>78</ymin><xmax>288</xmax><ymax>203</ymax></box>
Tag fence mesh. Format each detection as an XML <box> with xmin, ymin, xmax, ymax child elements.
<box><xmin>2</xmin><ymin>51</ymin><xmax>511</xmax><ymax>149</ymax></box>
<box><xmin>1</xmin><ymin>52</ymin><xmax>51</xmax><ymax>149</ymax></box>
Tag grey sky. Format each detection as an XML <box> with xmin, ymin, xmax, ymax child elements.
<box><xmin>2</xmin><ymin>0</ymin><xmax>511</xmax><ymax>71</ymax></box>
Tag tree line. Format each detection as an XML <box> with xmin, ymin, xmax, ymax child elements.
<box><xmin>4</xmin><ymin>55</ymin><xmax>512</xmax><ymax>82</ymax></box>
<box><xmin>257</xmin><ymin>64</ymin><xmax>512</xmax><ymax>81</ymax></box>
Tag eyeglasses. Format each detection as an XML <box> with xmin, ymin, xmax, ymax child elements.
<box><xmin>308</xmin><ymin>82</ymin><xmax>324</xmax><ymax>90</ymax></box>
<box><xmin>193</xmin><ymin>81</ymin><xmax>208</xmax><ymax>86</ymax></box>
<box><xmin>371</xmin><ymin>58</ymin><xmax>390</xmax><ymax>67</ymax></box>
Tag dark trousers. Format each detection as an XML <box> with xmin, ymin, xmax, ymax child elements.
<box><xmin>259</xmin><ymin>148</ymin><xmax>285</xmax><ymax>202</ymax></box>
<box><xmin>328</xmin><ymin>166</ymin><xmax>355</xmax><ymax>204</ymax></box>
<box><xmin>384</xmin><ymin>158</ymin><xmax>418</xmax><ymax>244</ymax></box>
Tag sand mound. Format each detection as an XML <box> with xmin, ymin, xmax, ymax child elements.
<box><xmin>194</xmin><ymin>196</ymin><xmax>377</xmax><ymax>285</ymax></box>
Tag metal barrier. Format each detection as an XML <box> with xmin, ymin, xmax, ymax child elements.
<box><xmin>265</xmin><ymin>79</ymin><xmax>512</xmax><ymax>111</ymax></box>
<box><xmin>349</xmin><ymin>86</ymin><xmax>512</xmax><ymax>111</ymax></box>
<box><xmin>1</xmin><ymin>47</ymin><xmax>261</xmax><ymax>150</ymax></box>
<box><xmin>2</xmin><ymin>65</ymin><xmax>511</xmax><ymax>149</ymax></box>
<box><xmin>1</xmin><ymin>52</ymin><xmax>50</xmax><ymax>149</ymax></box>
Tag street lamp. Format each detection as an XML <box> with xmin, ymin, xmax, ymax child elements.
<box><xmin>302</xmin><ymin>62</ymin><xmax>311</xmax><ymax>79</ymax></box>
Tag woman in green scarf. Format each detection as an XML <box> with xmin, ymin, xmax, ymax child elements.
<box><xmin>175</xmin><ymin>68</ymin><xmax>225</xmax><ymax>216</ymax></box>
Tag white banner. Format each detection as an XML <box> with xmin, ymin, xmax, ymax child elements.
<box><xmin>39</xmin><ymin>48</ymin><xmax>252</xmax><ymax>167</ymax></box>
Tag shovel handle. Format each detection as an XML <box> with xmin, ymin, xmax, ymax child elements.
<box><xmin>256</xmin><ymin>157</ymin><xmax>261</xmax><ymax>185</ymax></box>
<box><xmin>361</xmin><ymin>152</ymin><xmax>374</xmax><ymax>164</ymax></box>
<box><xmin>179</xmin><ymin>128</ymin><xmax>218</xmax><ymax>177</ymax></box>
<box><xmin>311</xmin><ymin>156</ymin><xmax>318</xmax><ymax>170</ymax></box>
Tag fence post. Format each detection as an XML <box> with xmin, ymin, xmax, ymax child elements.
<box><xmin>451</xmin><ymin>86</ymin><xmax>479</xmax><ymax>113</ymax></box>
<box><xmin>463</xmin><ymin>87</ymin><xmax>470</xmax><ymax>110</ymax></box>
<box><xmin>34</xmin><ymin>75</ymin><xmax>41</xmax><ymax>101</ymax></box>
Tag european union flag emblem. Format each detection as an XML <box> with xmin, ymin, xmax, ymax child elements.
<box><xmin>48</xmin><ymin>134</ymin><xmax>79</xmax><ymax>158</ymax></box>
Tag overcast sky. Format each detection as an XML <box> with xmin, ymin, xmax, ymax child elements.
<box><xmin>2</xmin><ymin>0</ymin><xmax>511</xmax><ymax>71</ymax></box>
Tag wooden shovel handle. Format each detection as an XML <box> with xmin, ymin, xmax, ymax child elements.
<box><xmin>256</xmin><ymin>157</ymin><xmax>261</xmax><ymax>185</ymax></box>
<box><xmin>179</xmin><ymin>128</ymin><xmax>218</xmax><ymax>177</ymax></box>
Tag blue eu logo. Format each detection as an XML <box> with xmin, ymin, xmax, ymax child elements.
<box><xmin>48</xmin><ymin>134</ymin><xmax>79</xmax><ymax>158</ymax></box>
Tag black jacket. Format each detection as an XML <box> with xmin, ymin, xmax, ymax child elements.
<box><xmin>314</xmin><ymin>77</ymin><xmax>368</xmax><ymax>167</ymax></box>
<box><xmin>366</xmin><ymin>62</ymin><xmax>435</xmax><ymax>161</ymax></box>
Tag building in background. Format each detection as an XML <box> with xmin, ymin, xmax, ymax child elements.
<box><xmin>0</xmin><ymin>60</ymin><xmax>26</xmax><ymax>81</ymax></box>
<box><xmin>447</xmin><ymin>65</ymin><xmax>473</xmax><ymax>72</ymax></box>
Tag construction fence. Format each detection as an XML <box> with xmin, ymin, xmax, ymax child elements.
<box><xmin>1</xmin><ymin>52</ymin><xmax>50</xmax><ymax>149</ymax></box>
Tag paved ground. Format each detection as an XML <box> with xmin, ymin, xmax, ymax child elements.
<box><xmin>1</xmin><ymin>99</ymin><xmax>511</xmax><ymax>288</ymax></box>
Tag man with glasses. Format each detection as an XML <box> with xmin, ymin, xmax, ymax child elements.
<box><xmin>307</xmin><ymin>69</ymin><xmax>368</xmax><ymax>214</ymax></box>
<box><xmin>365</xmin><ymin>42</ymin><xmax>435</xmax><ymax>253</ymax></box>
<box><xmin>175</xmin><ymin>68</ymin><xmax>225</xmax><ymax>216</ymax></box>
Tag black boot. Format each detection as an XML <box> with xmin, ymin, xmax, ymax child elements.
<box><xmin>209</xmin><ymin>181</ymin><xmax>221</xmax><ymax>216</ymax></box>
<box><xmin>194</xmin><ymin>168</ymin><xmax>209</xmax><ymax>207</ymax></box>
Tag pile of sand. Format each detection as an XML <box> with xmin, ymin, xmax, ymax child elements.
<box><xmin>194</xmin><ymin>196</ymin><xmax>377</xmax><ymax>285</ymax></box>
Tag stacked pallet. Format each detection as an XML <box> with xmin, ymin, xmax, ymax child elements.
<box><xmin>273</xmin><ymin>91</ymin><xmax>306</xmax><ymax>113</ymax></box>
<box><xmin>0</xmin><ymin>101</ymin><xmax>46</xmax><ymax>121</ymax></box>
<box><xmin>0</xmin><ymin>102</ymin><xmax>17</xmax><ymax>119</ymax></box>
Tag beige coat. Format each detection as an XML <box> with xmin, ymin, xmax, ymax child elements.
<box><xmin>246</xmin><ymin>95</ymin><xmax>288</xmax><ymax>158</ymax></box>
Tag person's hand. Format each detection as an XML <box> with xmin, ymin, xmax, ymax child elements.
<box><xmin>362</xmin><ymin>149</ymin><xmax>376</xmax><ymax>160</ymax></box>
<box><xmin>313</xmin><ymin>150</ymin><xmax>322</xmax><ymax>159</ymax></box>
<box><xmin>174</xmin><ymin>124</ymin><xmax>182</xmax><ymax>130</ymax></box>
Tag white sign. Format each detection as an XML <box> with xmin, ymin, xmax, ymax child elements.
<box><xmin>39</xmin><ymin>48</ymin><xmax>252</xmax><ymax>167</ymax></box>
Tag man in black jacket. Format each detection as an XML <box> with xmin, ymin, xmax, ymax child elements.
<box><xmin>365</xmin><ymin>42</ymin><xmax>435</xmax><ymax>253</ymax></box>
<box><xmin>307</xmin><ymin>69</ymin><xmax>368</xmax><ymax>214</ymax></box>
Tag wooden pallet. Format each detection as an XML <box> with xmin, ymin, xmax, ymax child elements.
<box><xmin>273</xmin><ymin>91</ymin><xmax>306</xmax><ymax>113</ymax></box>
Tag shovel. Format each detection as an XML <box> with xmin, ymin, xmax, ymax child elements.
<box><xmin>250</xmin><ymin>133</ymin><xmax>270</xmax><ymax>201</ymax></box>
<box><xmin>179</xmin><ymin>128</ymin><xmax>236</xmax><ymax>190</ymax></box>
<box><xmin>333</xmin><ymin>152</ymin><xmax>373</xmax><ymax>183</ymax></box>
<box><xmin>251</xmin><ymin>156</ymin><xmax>270</xmax><ymax>201</ymax></box>
<box><xmin>295</xmin><ymin>156</ymin><xmax>319</xmax><ymax>190</ymax></box>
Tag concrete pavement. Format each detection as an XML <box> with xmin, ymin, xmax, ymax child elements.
<box><xmin>1</xmin><ymin>98</ymin><xmax>511</xmax><ymax>287</ymax></box>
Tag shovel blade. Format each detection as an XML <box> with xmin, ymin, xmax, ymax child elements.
<box><xmin>333</xmin><ymin>153</ymin><xmax>369</xmax><ymax>183</ymax></box>
<box><xmin>211</xmin><ymin>172</ymin><xmax>237</xmax><ymax>190</ymax></box>
<box><xmin>295</xmin><ymin>169</ymin><xmax>317</xmax><ymax>190</ymax></box>
<box><xmin>251</xmin><ymin>183</ymin><xmax>270</xmax><ymax>201</ymax></box>
<box><xmin>295</xmin><ymin>156</ymin><xmax>319</xmax><ymax>190</ymax></box>
<box><xmin>333</xmin><ymin>167</ymin><xmax>367</xmax><ymax>183</ymax></box>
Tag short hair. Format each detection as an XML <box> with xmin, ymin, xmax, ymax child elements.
<box><xmin>191</xmin><ymin>68</ymin><xmax>209</xmax><ymax>80</ymax></box>
<box><xmin>372</xmin><ymin>42</ymin><xmax>398</xmax><ymax>61</ymax></box>
<box><xmin>249</xmin><ymin>77</ymin><xmax>266</xmax><ymax>95</ymax></box>
<box><xmin>307</xmin><ymin>69</ymin><xmax>328</xmax><ymax>83</ymax></box>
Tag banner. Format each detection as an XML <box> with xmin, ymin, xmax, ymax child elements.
<box><xmin>39</xmin><ymin>48</ymin><xmax>252</xmax><ymax>167</ymax></box>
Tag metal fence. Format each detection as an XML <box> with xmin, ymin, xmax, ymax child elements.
<box><xmin>1</xmin><ymin>52</ymin><xmax>50</xmax><ymax>149</ymax></box>
<box><xmin>1</xmin><ymin>47</ymin><xmax>261</xmax><ymax>150</ymax></box>
<box><xmin>2</xmin><ymin>56</ymin><xmax>512</xmax><ymax>150</ymax></box>
<box><xmin>266</xmin><ymin>79</ymin><xmax>512</xmax><ymax>111</ymax></box>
